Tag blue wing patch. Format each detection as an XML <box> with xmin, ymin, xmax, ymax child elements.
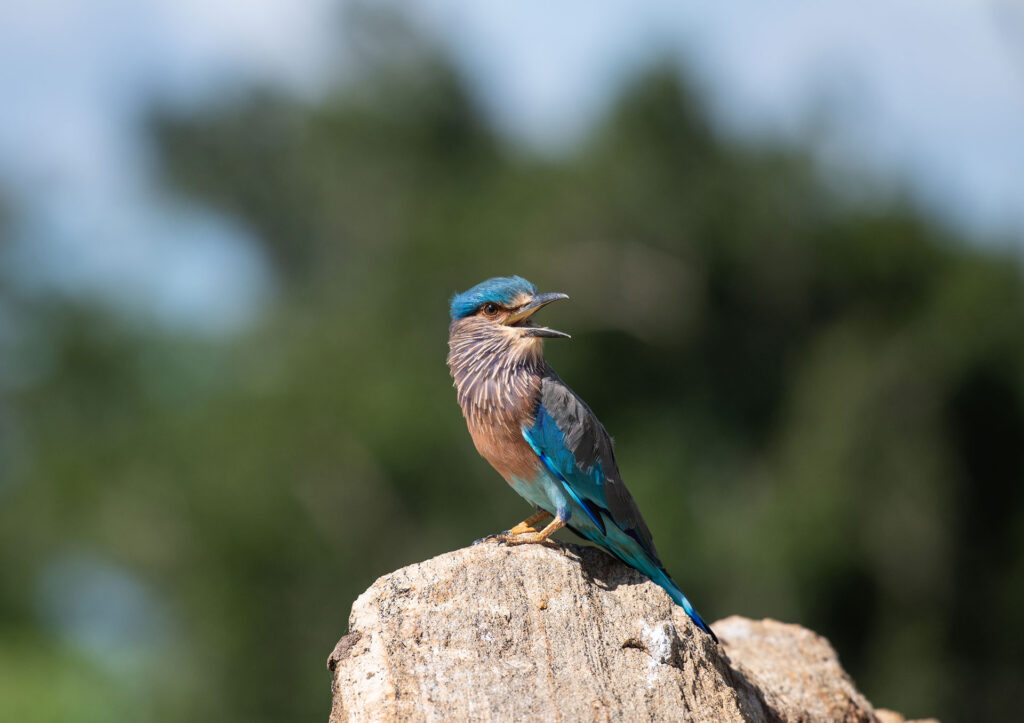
<box><xmin>522</xmin><ymin>404</ymin><xmax>607</xmax><ymax>534</ymax></box>
<box><xmin>522</xmin><ymin>379</ymin><xmax>717</xmax><ymax>641</ymax></box>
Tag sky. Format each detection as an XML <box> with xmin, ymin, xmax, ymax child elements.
<box><xmin>0</xmin><ymin>0</ymin><xmax>1022</xmax><ymax>333</ymax></box>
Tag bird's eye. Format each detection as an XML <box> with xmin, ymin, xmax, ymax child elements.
<box><xmin>481</xmin><ymin>303</ymin><xmax>500</xmax><ymax>316</ymax></box>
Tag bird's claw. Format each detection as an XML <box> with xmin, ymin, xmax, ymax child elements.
<box><xmin>473</xmin><ymin>531</ymin><xmax>560</xmax><ymax>548</ymax></box>
<box><xmin>472</xmin><ymin>530</ymin><xmax>511</xmax><ymax>545</ymax></box>
<box><xmin>500</xmin><ymin>534</ymin><xmax>559</xmax><ymax>548</ymax></box>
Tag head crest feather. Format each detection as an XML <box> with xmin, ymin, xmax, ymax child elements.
<box><xmin>449</xmin><ymin>276</ymin><xmax>537</xmax><ymax>320</ymax></box>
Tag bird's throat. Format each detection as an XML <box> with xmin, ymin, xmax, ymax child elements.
<box><xmin>447</xmin><ymin>320</ymin><xmax>546</xmax><ymax>429</ymax></box>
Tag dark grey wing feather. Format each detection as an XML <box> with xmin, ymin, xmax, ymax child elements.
<box><xmin>537</xmin><ymin>371</ymin><xmax>661</xmax><ymax>564</ymax></box>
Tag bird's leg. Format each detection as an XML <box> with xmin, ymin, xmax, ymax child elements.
<box><xmin>473</xmin><ymin>509</ymin><xmax>552</xmax><ymax>545</ymax></box>
<box><xmin>499</xmin><ymin>514</ymin><xmax>566</xmax><ymax>546</ymax></box>
<box><xmin>506</xmin><ymin>509</ymin><xmax>552</xmax><ymax>535</ymax></box>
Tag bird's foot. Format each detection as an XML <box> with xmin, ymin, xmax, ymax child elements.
<box><xmin>496</xmin><ymin>532</ymin><xmax>559</xmax><ymax>547</ymax></box>
<box><xmin>507</xmin><ymin>509</ymin><xmax>552</xmax><ymax>535</ymax></box>
<box><xmin>473</xmin><ymin>530</ymin><xmax>550</xmax><ymax>546</ymax></box>
<box><xmin>473</xmin><ymin>509</ymin><xmax>553</xmax><ymax>545</ymax></box>
<box><xmin>472</xmin><ymin>531</ymin><xmax>512</xmax><ymax>545</ymax></box>
<box><xmin>496</xmin><ymin>516</ymin><xmax>567</xmax><ymax>546</ymax></box>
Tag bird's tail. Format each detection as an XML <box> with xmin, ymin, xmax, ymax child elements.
<box><xmin>647</xmin><ymin>567</ymin><xmax>718</xmax><ymax>643</ymax></box>
<box><xmin>586</xmin><ymin>525</ymin><xmax>718</xmax><ymax>643</ymax></box>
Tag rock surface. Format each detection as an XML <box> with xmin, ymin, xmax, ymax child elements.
<box><xmin>328</xmin><ymin>543</ymin><xmax>931</xmax><ymax>722</ymax></box>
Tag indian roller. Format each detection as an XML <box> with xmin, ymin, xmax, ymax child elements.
<box><xmin>447</xmin><ymin>275</ymin><xmax>716</xmax><ymax>641</ymax></box>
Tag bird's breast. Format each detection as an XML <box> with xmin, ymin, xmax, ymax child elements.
<box><xmin>455</xmin><ymin>364</ymin><xmax>545</xmax><ymax>483</ymax></box>
<box><xmin>467</xmin><ymin>414</ymin><xmax>544</xmax><ymax>484</ymax></box>
<box><xmin>448</xmin><ymin>325</ymin><xmax>548</xmax><ymax>483</ymax></box>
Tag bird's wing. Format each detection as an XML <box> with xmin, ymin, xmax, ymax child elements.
<box><xmin>522</xmin><ymin>372</ymin><xmax>661</xmax><ymax>565</ymax></box>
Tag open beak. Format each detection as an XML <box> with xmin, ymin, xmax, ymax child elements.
<box><xmin>506</xmin><ymin>292</ymin><xmax>570</xmax><ymax>339</ymax></box>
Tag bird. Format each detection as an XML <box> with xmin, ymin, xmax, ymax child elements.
<box><xmin>447</xmin><ymin>275</ymin><xmax>716</xmax><ymax>641</ymax></box>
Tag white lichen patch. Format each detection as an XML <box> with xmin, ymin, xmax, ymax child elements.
<box><xmin>639</xmin><ymin>620</ymin><xmax>678</xmax><ymax>687</ymax></box>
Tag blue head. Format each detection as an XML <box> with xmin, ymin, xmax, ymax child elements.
<box><xmin>450</xmin><ymin>276</ymin><xmax>536</xmax><ymax>320</ymax></box>
<box><xmin>448</xmin><ymin>276</ymin><xmax>570</xmax><ymax>340</ymax></box>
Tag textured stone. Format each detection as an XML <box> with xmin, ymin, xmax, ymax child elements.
<box><xmin>328</xmin><ymin>543</ymin><xmax>930</xmax><ymax>722</ymax></box>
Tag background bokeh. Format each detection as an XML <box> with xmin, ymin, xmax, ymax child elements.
<box><xmin>1</xmin><ymin>3</ymin><xmax>1023</xmax><ymax>722</ymax></box>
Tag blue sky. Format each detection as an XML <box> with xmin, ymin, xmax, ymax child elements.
<box><xmin>414</xmin><ymin>1</ymin><xmax>1024</xmax><ymax>238</ymax></box>
<box><xmin>1</xmin><ymin>0</ymin><xmax>1022</xmax><ymax>332</ymax></box>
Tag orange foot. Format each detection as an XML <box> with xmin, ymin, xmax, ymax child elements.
<box><xmin>498</xmin><ymin>516</ymin><xmax>566</xmax><ymax>545</ymax></box>
<box><xmin>473</xmin><ymin>509</ymin><xmax>552</xmax><ymax>545</ymax></box>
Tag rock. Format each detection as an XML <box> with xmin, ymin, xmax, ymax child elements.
<box><xmin>327</xmin><ymin>543</ymin><xmax>930</xmax><ymax>722</ymax></box>
<box><xmin>714</xmin><ymin>617</ymin><xmax>873</xmax><ymax>722</ymax></box>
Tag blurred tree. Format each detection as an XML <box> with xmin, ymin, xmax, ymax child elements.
<box><xmin>1</xmin><ymin>20</ymin><xmax>1021</xmax><ymax>723</ymax></box>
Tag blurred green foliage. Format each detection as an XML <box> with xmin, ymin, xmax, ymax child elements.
<box><xmin>1</xmin><ymin>27</ymin><xmax>1022</xmax><ymax>723</ymax></box>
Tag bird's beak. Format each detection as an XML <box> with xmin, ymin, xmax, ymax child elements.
<box><xmin>506</xmin><ymin>292</ymin><xmax>570</xmax><ymax>339</ymax></box>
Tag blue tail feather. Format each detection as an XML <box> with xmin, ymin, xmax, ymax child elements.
<box><xmin>647</xmin><ymin>567</ymin><xmax>718</xmax><ymax>643</ymax></box>
<box><xmin>572</xmin><ymin>519</ymin><xmax>718</xmax><ymax>643</ymax></box>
